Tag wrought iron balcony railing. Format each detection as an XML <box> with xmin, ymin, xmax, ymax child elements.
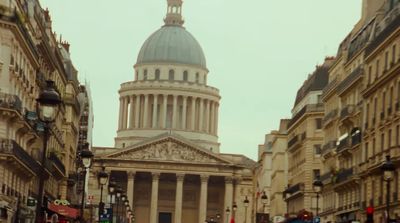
<box><xmin>49</xmin><ymin>152</ymin><xmax>66</xmax><ymax>175</ymax></box>
<box><xmin>0</xmin><ymin>92</ymin><xmax>22</xmax><ymax>113</ymax></box>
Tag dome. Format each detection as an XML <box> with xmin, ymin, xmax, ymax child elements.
<box><xmin>136</xmin><ymin>26</ymin><xmax>207</xmax><ymax>69</ymax></box>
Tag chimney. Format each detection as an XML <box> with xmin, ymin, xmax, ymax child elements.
<box><xmin>361</xmin><ymin>0</ymin><xmax>385</xmax><ymax>22</ymax></box>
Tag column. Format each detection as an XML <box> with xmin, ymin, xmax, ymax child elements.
<box><xmin>191</xmin><ymin>97</ymin><xmax>196</xmax><ymax>131</ymax></box>
<box><xmin>152</xmin><ymin>94</ymin><xmax>158</xmax><ymax>128</ymax></box>
<box><xmin>134</xmin><ymin>95</ymin><xmax>141</xmax><ymax>128</ymax></box>
<box><xmin>122</xmin><ymin>97</ymin><xmax>129</xmax><ymax>129</ymax></box>
<box><xmin>215</xmin><ymin>103</ymin><xmax>219</xmax><ymax>134</ymax></box>
<box><xmin>118</xmin><ymin>97</ymin><xmax>123</xmax><ymax>130</ymax></box>
<box><xmin>210</xmin><ymin>101</ymin><xmax>215</xmax><ymax>134</ymax></box>
<box><xmin>199</xmin><ymin>98</ymin><xmax>204</xmax><ymax>131</ymax></box>
<box><xmin>150</xmin><ymin>172</ymin><xmax>160</xmax><ymax>223</ymax></box>
<box><xmin>199</xmin><ymin>175</ymin><xmax>209</xmax><ymax>223</ymax></box>
<box><xmin>172</xmin><ymin>95</ymin><xmax>178</xmax><ymax>129</ymax></box>
<box><xmin>127</xmin><ymin>171</ymin><xmax>135</xmax><ymax>208</ymax></box>
<box><xmin>162</xmin><ymin>95</ymin><xmax>168</xmax><ymax>128</ymax></box>
<box><xmin>143</xmin><ymin>94</ymin><xmax>149</xmax><ymax>128</ymax></box>
<box><xmin>129</xmin><ymin>96</ymin><xmax>135</xmax><ymax>129</ymax></box>
<box><xmin>175</xmin><ymin>174</ymin><xmax>185</xmax><ymax>223</ymax></box>
<box><xmin>182</xmin><ymin>96</ymin><xmax>187</xmax><ymax>129</ymax></box>
<box><xmin>205</xmin><ymin>100</ymin><xmax>210</xmax><ymax>133</ymax></box>
<box><xmin>223</xmin><ymin>176</ymin><xmax>233</xmax><ymax>223</ymax></box>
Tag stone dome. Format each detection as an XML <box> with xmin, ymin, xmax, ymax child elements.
<box><xmin>136</xmin><ymin>26</ymin><xmax>207</xmax><ymax>69</ymax></box>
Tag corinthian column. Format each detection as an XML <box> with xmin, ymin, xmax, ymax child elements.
<box><xmin>223</xmin><ymin>176</ymin><xmax>233</xmax><ymax>223</ymax></box>
<box><xmin>162</xmin><ymin>94</ymin><xmax>168</xmax><ymax>128</ymax></box>
<box><xmin>127</xmin><ymin>171</ymin><xmax>135</xmax><ymax>208</ymax></box>
<box><xmin>150</xmin><ymin>172</ymin><xmax>160</xmax><ymax>223</ymax></box>
<box><xmin>205</xmin><ymin>100</ymin><xmax>210</xmax><ymax>133</ymax></box>
<box><xmin>118</xmin><ymin>97</ymin><xmax>123</xmax><ymax>130</ymax></box>
<box><xmin>191</xmin><ymin>97</ymin><xmax>196</xmax><ymax>131</ymax></box>
<box><xmin>134</xmin><ymin>95</ymin><xmax>141</xmax><ymax>128</ymax></box>
<box><xmin>152</xmin><ymin>94</ymin><xmax>158</xmax><ymax>128</ymax></box>
<box><xmin>129</xmin><ymin>95</ymin><xmax>135</xmax><ymax>129</ymax></box>
<box><xmin>199</xmin><ymin>175</ymin><xmax>209</xmax><ymax>223</ymax></box>
<box><xmin>175</xmin><ymin>174</ymin><xmax>185</xmax><ymax>223</ymax></box>
<box><xmin>199</xmin><ymin>98</ymin><xmax>204</xmax><ymax>131</ymax></box>
<box><xmin>122</xmin><ymin>97</ymin><xmax>129</xmax><ymax>129</ymax></box>
<box><xmin>182</xmin><ymin>96</ymin><xmax>187</xmax><ymax>129</ymax></box>
<box><xmin>210</xmin><ymin>101</ymin><xmax>215</xmax><ymax>134</ymax></box>
<box><xmin>143</xmin><ymin>94</ymin><xmax>149</xmax><ymax>128</ymax></box>
<box><xmin>172</xmin><ymin>95</ymin><xmax>178</xmax><ymax>129</ymax></box>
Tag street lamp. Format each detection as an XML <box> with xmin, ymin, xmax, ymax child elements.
<box><xmin>216</xmin><ymin>212</ymin><xmax>221</xmax><ymax>222</ymax></box>
<box><xmin>98</xmin><ymin>169</ymin><xmax>109</xmax><ymax>223</ymax></box>
<box><xmin>79</xmin><ymin>145</ymin><xmax>94</xmax><ymax>219</ymax></box>
<box><xmin>115</xmin><ymin>186</ymin><xmax>124</xmax><ymax>223</ymax></box>
<box><xmin>35</xmin><ymin>80</ymin><xmax>62</xmax><ymax>223</ymax></box>
<box><xmin>381</xmin><ymin>155</ymin><xmax>395</xmax><ymax>223</ymax></box>
<box><xmin>225</xmin><ymin>206</ymin><xmax>230</xmax><ymax>223</ymax></box>
<box><xmin>232</xmin><ymin>202</ymin><xmax>237</xmax><ymax>219</ymax></box>
<box><xmin>313</xmin><ymin>175</ymin><xmax>323</xmax><ymax>217</ymax></box>
<box><xmin>243</xmin><ymin>196</ymin><xmax>249</xmax><ymax>223</ymax></box>
<box><xmin>108</xmin><ymin>179</ymin><xmax>116</xmax><ymax>223</ymax></box>
<box><xmin>261</xmin><ymin>191</ymin><xmax>268</xmax><ymax>213</ymax></box>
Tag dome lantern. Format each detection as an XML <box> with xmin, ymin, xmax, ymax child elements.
<box><xmin>164</xmin><ymin>0</ymin><xmax>184</xmax><ymax>26</ymax></box>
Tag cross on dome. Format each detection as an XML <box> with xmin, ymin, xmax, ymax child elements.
<box><xmin>164</xmin><ymin>0</ymin><xmax>184</xmax><ymax>26</ymax></box>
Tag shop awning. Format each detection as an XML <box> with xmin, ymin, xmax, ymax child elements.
<box><xmin>48</xmin><ymin>203</ymin><xmax>79</xmax><ymax>219</ymax></box>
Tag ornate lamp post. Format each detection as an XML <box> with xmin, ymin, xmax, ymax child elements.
<box><xmin>381</xmin><ymin>155</ymin><xmax>395</xmax><ymax>223</ymax></box>
<box><xmin>108</xmin><ymin>180</ymin><xmax>116</xmax><ymax>223</ymax></box>
<box><xmin>79</xmin><ymin>145</ymin><xmax>94</xmax><ymax>219</ymax></box>
<box><xmin>232</xmin><ymin>202</ymin><xmax>237</xmax><ymax>220</ymax></box>
<box><xmin>35</xmin><ymin>80</ymin><xmax>62</xmax><ymax>223</ymax></box>
<box><xmin>98</xmin><ymin>169</ymin><xmax>109</xmax><ymax>222</ymax></box>
<box><xmin>261</xmin><ymin>191</ymin><xmax>268</xmax><ymax>213</ymax></box>
<box><xmin>225</xmin><ymin>207</ymin><xmax>230</xmax><ymax>223</ymax></box>
<box><xmin>216</xmin><ymin>212</ymin><xmax>221</xmax><ymax>222</ymax></box>
<box><xmin>313</xmin><ymin>175</ymin><xmax>323</xmax><ymax>217</ymax></box>
<box><xmin>243</xmin><ymin>196</ymin><xmax>249</xmax><ymax>223</ymax></box>
<box><xmin>115</xmin><ymin>187</ymin><xmax>124</xmax><ymax>223</ymax></box>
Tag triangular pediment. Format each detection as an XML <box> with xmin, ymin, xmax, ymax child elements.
<box><xmin>102</xmin><ymin>134</ymin><xmax>233</xmax><ymax>165</ymax></box>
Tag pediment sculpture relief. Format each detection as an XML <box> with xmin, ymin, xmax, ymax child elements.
<box><xmin>111</xmin><ymin>141</ymin><xmax>220</xmax><ymax>163</ymax></box>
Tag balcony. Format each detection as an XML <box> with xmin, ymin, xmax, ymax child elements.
<box><xmin>287</xmin><ymin>104</ymin><xmax>324</xmax><ymax>129</ymax></box>
<box><xmin>322</xmin><ymin>109</ymin><xmax>338</xmax><ymax>127</ymax></box>
<box><xmin>340</xmin><ymin>105</ymin><xmax>356</xmax><ymax>121</ymax></box>
<box><xmin>0</xmin><ymin>138</ymin><xmax>47</xmax><ymax>178</ymax></box>
<box><xmin>49</xmin><ymin>152</ymin><xmax>66</xmax><ymax>179</ymax></box>
<box><xmin>322</xmin><ymin>78</ymin><xmax>338</xmax><ymax>99</ymax></box>
<box><xmin>0</xmin><ymin>92</ymin><xmax>23</xmax><ymax>114</ymax></box>
<box><xmin>285</xmin><ymin>183</ymin><xmax>304</xmax><ymax>196</ymax></box>
<box><xmin>287</xmin><ymin>132</ymin><xmax>306</xmax><ymax>151</ymax></box>
<box><xmin>337</xmin><ymin>137</ymin><xmax>350</xmax><ymax>153</ymax></box>
<box><xmin>322</xmin><ymin>140</ymin><xmax>337</xmax><ymax>157</ymax></box>
<box><xmin>335</xmin><ymin>167</ymin><xmax>354</xmax><ymax>184</ymax></box>
<box><xmin>337</xmin><ymin>66</ymin><xmax>363</xmax><ymax>95</ymax></box>
<box><xmin>351</xmin><ymin>130</ymin><xmax>362</xmax><ymax>147</ymax></box>
<box><xmin>320</xmin><ymin>171</ymin><xmax>332</xmax><ymax>185</ymax></box>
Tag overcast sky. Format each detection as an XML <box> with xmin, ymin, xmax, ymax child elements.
<box><xmin>40</xmin><ymin>0</ymin><xmax>361</xmax><ymax>160</ymax></box>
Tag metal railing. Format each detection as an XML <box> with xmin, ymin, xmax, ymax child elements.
<box><xmin>49</xmin><ymin>152</ymin><xmax>66</xmax><ymax>175</ymax></box>
<box><xmin>323</xmin><ymin>109</ymin><xmax>338</xmax><ymax>126</ymax></box>
<box><xmin>337</xmin><ymin>137</ymin><xmax>350</xmax><ymax>153</ymax></box>
<box><xmin>337</xmin><ymin>67</ymin><xmax>363</xmax><ymax>94</ymax></box>
<box><xmin>335</xmin><ymin>167</ymin><xmax>353</xmax><ymax>184</ymax></box>
<box><xmin>0</xmin><ymin>92</ymin><xmax>23</xmax><ymax>113</ymax></box>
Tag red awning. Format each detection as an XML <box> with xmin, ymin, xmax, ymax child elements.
<box><xmin>48</xmin><ymin>203</ymin><xmax>79</xmax><ymax>219</ymax></box>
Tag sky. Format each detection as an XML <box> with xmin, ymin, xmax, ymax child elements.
<box><xmin>40</xmin><ymin>0</ymin><xmax>361</xmax><ymax>160</ymax></box>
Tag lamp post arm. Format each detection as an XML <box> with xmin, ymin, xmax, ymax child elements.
<box><xmin>386</xmin><ymin>179</ymin><xmax>390</xmax><ymax>223</ymax></box>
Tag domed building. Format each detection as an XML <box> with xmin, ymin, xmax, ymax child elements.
<box><xmin>89</xmin><ymin>1</ymin><xmax>255</xmax><ymax>223</ymax></box>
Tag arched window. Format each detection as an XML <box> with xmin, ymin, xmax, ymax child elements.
<box><xmin>135</xmin><ymin>71</ymin><xmax>138</xmax><ymax>80</ymax></box>
<box><xmin>155</xmin><ymin>69</ymin><xmax>160</xmax><ymax>80</ymax></box>
<box><xmin>169</xmin><ymin>69</ymin><xmax>174</xmax><ymax>81</ymax></box>
<box><xmin>143</xmin><ymin>69</ymin><xmax>148</xmax><ymax>80</ymax></box>
<box><xmin>183</xmin><ymin>71</ymin><xmax>188</xmax><ymax>81</ymax></box>
<box><xmin>195</xmin><ymin>72</ymin><xmax>199</xmax><ymax>83</ymax></box>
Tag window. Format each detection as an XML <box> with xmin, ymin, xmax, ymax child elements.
<box><xmin>385</xmin><ymin>51</ymin><xmax>389</xmax><ymax>70</ymax></box>
<box><xmin>135</xmin><ymin>71</ymin><xmax>138</xmax><ymax>80</ymax></box>
<box><xmin>314</xmin><ymin>144</ymin><xmax>321</xmax><ymax>155</ymax></box>
<box><xmin>155</xmin><ymin>69</ymin><xmax>160</xmax><ymax>80</ymax></box>
<box><xmin>388</xmin><ymin>129</ymin><xmax>392</xmax><ymax>148</ymax></box>
<box><xmin>376</xmin><ymin>59</ymin><xmax>380</xmax><ymax>78</ymax></box>
<box><xmin>390</xmin><ymin>87</ymin><xmax>394</xmax><ymax>110</ymax></box>
<box><xmin>382</xmin><ymin>91</ymin><xmax>386</xmax><ymax>117</ymax></box>
<box><xmin>315</xmin><ymin>118</ymin><xmax>322</xmax><ymax>129</ymax></box>
<box><xmin>381</xmin><ymin>133</ymin><xmax>385</xmax><ymax>152</ymax></box>
<box><xmin>368</xmin><ymin>66</ymin><xmax>372</xmax><ymax>84</ymax></box>
<box><xmin>169</xmin><ymin>69</ymin><xmax>174</xmax><ymax>81</ymax></box>
<box><xmin>364</xmin><ymin>142</ymin><xmax>369</xmax><ymax>161</ymax></box>
<box><xmin>143</xmin><ymin>69</ymin><xmax>148</xmax><ymax>80</ymax></box>
<box><xmin>203</xmin><ymin>75</ymin><xmax>206</xmax><ymax>84</ymax></box>
<box><xmin>372</xmin><ymin>138</ymin><xmax>376</xmax><ymax>155</ymax></box>
<box><xmin>195</xmin><ymin>73</ymin><xmax>199</xmax><ymax>83</ymax></box>
<box><xmin>392</xmin><ymin>44</ymin><xmax>397</xmax><ymax>64</ymax></box>
<box><xmin>396</xmin><ymin>125</ymin><xmax>399</xmax><ymax>145</ymax></box>
<box><xmin>313</xmin><ymin>169</ymin><xmax>320</xmax><ymax>180</ymax></box>
<box><xmin>183</xmin><ymin>70</ymin><xmax>188</xmax><ymax>81</ymax></box>
<box><xmin>374</xmin><ymin>98</ymin><xmax>377</xmax><ymax>123</ymax></box>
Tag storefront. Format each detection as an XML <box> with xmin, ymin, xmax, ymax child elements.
<box><xmin>45</xmin><ymin>201</ymin><xmax>79</xmax><ymax>223</ymax></box>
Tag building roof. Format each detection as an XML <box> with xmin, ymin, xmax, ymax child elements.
<box><xmin>136</xmin><ymin>26</ymin><xmax>207</xmax><ymax>69</ymax></box>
